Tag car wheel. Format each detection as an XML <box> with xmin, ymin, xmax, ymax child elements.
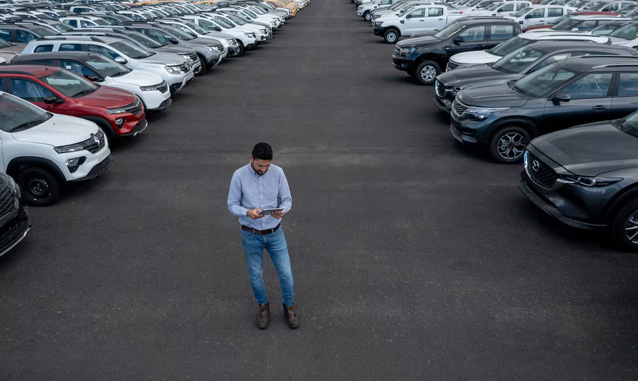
<box><xmin>236</xmin><ymin>41</ymin><xmax>245</xmax><ymax>57</ymax></box>
<box><xmin>489</xmin><ymin>126</ymin><xmax>530</xmax><ymax>164</ymax></box>
<box><xmin>384</xmin><ymin>28</ymin><xmax>399</xmax><ymax>44</ymax></box>
<box><xmin>364</xmin><ymin>11</ymin><xmax>371</xmax><ymax>21</ymax></box>
<box><xmin>195</xmin><ymin>54</ymin><xmax>207</xmax><ymax>76</ymax></box>
<box><xmin>413</xmin><ymin>60</ymin><xmax>440</xmax><ymax>85</ymax></box>
<box><xmin>18</xmin><ymin>167</ymin><xmax>61</xmax><ymax>207</ymax></box>
<box><xmin>610</xmin><ymin>199</ymin><xmax>638</xmax><ymax>252</ymax></box>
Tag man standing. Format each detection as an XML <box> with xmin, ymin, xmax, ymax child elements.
<box><xmin>227</xmin><ymin>143</ymin><xmax>299</xmax><ymax>330</ymax></box>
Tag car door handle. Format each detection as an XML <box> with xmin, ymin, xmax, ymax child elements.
<box><xmin>438</xmin><ymin>18</ymin><xmax>443</xmax><ymax>20</ymax></box>
<box><xmin>592</xmin><ymin>105</ymin><xmax>608</xmax><ymax>111</ymax></box>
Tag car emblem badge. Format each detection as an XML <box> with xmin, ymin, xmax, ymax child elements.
<box><xmin>92</xmin><ymin>134</ymin><xmax>99</xmax><ymax>144</ymax></box>
<box><xmin>532</xmin><ymin>160</ymin><xmax>540</xmax><ymax>172</ymax></box>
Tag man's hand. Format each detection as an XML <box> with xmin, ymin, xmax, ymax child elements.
<box><xmin>247</xmin><ymin>209</ymin><xmax>264</xmax><ymax>220</ymax></box>
<box><xmin>270</xmin><ymin>210</ymin><xmax>284</xmax><ymax>219</ymax></box>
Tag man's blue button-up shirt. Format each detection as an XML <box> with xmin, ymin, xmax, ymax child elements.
<box><xmin>227</xmin><ymin>163</ymin><xmax>292</xmax><ymax>230</ymax></box>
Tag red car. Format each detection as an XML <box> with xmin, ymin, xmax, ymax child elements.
<box><xmin>0</xmin><ymin>65</ymin><xmax>147</xmax><ymax>140</ymax></box>
<box><xmin>524</xmin><ymin>11</ymin><xmax>620</xmax><ymax>31</ymax></box>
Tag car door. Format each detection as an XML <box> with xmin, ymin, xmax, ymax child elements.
<box><xmin>402</xmin><ymin>8</ymin><xmax>427</xmax><ymax>34</ymax></box>
<box><xmin>523</xmin><ymin>8</ymin><xmax>547</xmax><ymax>28</ymax></box>
<box><xmin>546</xmin><ymin>7</ymin><xmax>564</xmax><ymax>23</ymax></box>
<box><xmin>488</xmin><ymin>24</ymin><xmax>516</xmax><ymax>47</ymax></box>
<box><xmin>447</xmin><ymin>25</ymin><xmax>488</xmax><ymax>56</ymax></box>
<box><xmin>610</xmin><ymin>71</ymin><xmax>638</xmax><ymax>120</ymax></box>
<box><xmin>496</xmin><ymin>3</ymin><xmax>515</xmax><ymax>15</ymax></box>
<box><xmin>426</xmin><ymin>7</ymin><xmax>446</xmax><ymax>30</ymax></box>
<box><xmin>541</xmin><ymin>72</ymin><xmax>614</xmax><ymax>133</ymax></box>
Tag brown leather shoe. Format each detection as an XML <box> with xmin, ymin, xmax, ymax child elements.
<box><xmin>283</xmin><ymin>303</ymin><xmax>300</xmax><ymax>329</ymax></box>
<box><xmin>256</xmin><ymin>303</ymin><xmax>270</xmax><ymax>330</ymax></box>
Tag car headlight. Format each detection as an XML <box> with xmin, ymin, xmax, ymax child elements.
<box><xmin>557</xmin><ymin>175</ymin><xmax>623</xmax><ymax>187</ymax></box>
<box><xmin>165</xmin><ymin>65</ymin><xmax>181</xmax><ymax>74</ymax></box>
<box><xmin>54</xmin><ymin>130</ymin><xmax>104</xmax><ymax>153</ymax></box>
<box><xmin>400</xmin><ymin>47</ymin><xmax>416</xmax><ymax>56</ymax></box>
<box><xmin>245</xmin><ymin>32</ymin><xmax>255</xmax><ymax>38</ymax></box>
<box><xmin>374</xmin><ymin>21</ymin><xmax>383</xmax><ymax>27</ymax></box>
<box><xmin>465</xmin><ymin>107</ymin><xmax>508</xmax><ymax>121</ymax></box>
<box><xmin>141</xmin><ymin>81</ymin><xmax>167</xmax><ymax>92</ymax></box>
<box><xmin>206</xmin><ymin>45</ymin><xmax>214</xmax><ymax>52</ymax></box>
<box><xmin>107</xmin><ymin>105</ymin><xmax>129</xmax><ymax>114</ymax></box>
<box><xmin>260</xmin><ymin>29</ymin><xmax>267</xmax><ymax>35</ymax></box>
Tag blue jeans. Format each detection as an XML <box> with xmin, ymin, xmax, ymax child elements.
<box><xmin>241</xmin><ymin>226</ymin><xmax>294</xmax><ymax>307</ymax></box>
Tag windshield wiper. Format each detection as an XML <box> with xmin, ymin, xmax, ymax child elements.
<box><xmin>10</xmin><ymin>117</ymin><xmax>47</xmax><ymax>132</ymax></box>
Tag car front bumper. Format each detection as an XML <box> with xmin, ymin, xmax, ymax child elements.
<box><xmin>373</xmin><ymin>26</ymin><xmax>384</xmax><ymax>36</ymax></box>
<box><xmin>392</xmin><ymin>55</ymin><xmax>410</xmax><ymax>71</ymax></box>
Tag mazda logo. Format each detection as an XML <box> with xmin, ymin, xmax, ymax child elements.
<box><xmin>532</xmin><ymin>160</ymin><xmax>540</xmax><ymax>172</ymax></box>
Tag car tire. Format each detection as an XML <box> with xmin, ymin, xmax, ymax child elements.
<box><xmin>383</xmin><ymin>28</ymin><xmax>399</xmax><ymax>44</ymax></box>
<box><xmin>364</xmin><ymin>11</ymin><xmax>371</xmax><ymax>21</ymax></box>
<box><xmin>195</xmin><ymin>54</ymin><xmax>207</xmax><ymax>76</ymax></box>
<box><xmin>610</xmin><ymin>199</ymin><xmax>638</xmax><ymax>252</ymax></box>
<box><xmin>488</xmin><ymin>126</ymin><xmax>531</xmax><ymax>164</ymax></box>
<box><xmin>412</xmin><ymin>60</ymin><xmax>440</xmax><ymax>85</ymax></box>
<box><xmin>18</xmin><ymin>167</ymin><xmax>61</xmax><ymax>207</ymax></box>
<box><xmin>236</xmin><ymin>41</ymin><xmax>245</xmax><ymax>57</ymax></box>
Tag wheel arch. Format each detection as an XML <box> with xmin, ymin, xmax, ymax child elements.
<box><xmin>7</xmin><ymin>157</ymin><xmax>66</xmax><ymax>184</ymax></box>
<box><xmin>603</xmin><ymin>184</ymin><xmax>638</xmax><ymax>224</ymax></box>
<box><xmin>80</xmin><ymin>116</ymin><xmax>116</xmax><ymax>140</ymax></box>
<box><xmin>490</xmin><ymin>117</ymin><xmax>539</xmax><ymax>140</ymax></box>
<box><xmin>412</xmin><ymin>53</ymin><xmax>446</xmax><ymax>71</ymax></box>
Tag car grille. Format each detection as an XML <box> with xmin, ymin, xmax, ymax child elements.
<box><xmin>85</xmin><ymin>131</ymin><xmax>106</xmax><ymax>154</ymax></box>
<box><xmin>157</xmin><ymin>81</ymin><xmax>168</xmax><ymax>94</ymax></box>
<box><xmin>526</xmin><ymin>152</ymin><xmax>558</xmax><ymax>189</ymax></box>
<box><xmin>187</xmin><ymin>52</ymin><xmax>197</xmax><ymax>62</ymax></box>
<box><xmin>178</xmin><ymin>63</ymin><xmax>189</xmax><ymax>73</ymax></box>
<box><xmin>123</xmin><ymin>99</ymin><xmax>142</xmax><ymax>116</ymax></box>
<box><xmin>0</xmin><ymin>185</ymin><xmax>18</xmax><ymax>226</ymax></box>
<box><xmin>452</xmin><ymin>100</ymin><xmax>468</xmax><ymax>116</ymax></box>
<box><xmin>447</xmin><ymin>61</ymin><xmax>458</xmax><ymax>71</ymax></box>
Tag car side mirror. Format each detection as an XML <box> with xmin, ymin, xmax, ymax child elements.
<box><xmin>43</xmin><ymin>95</ymin><xmax>62</xmax><ymax>104</ymax></box>
<box><xmin>454</xmin><ymin>36</ymin><xmax>465</xmax><ymax>44</ymax></box>
<box><xmin>214</xmin><ymin>26</ymin><xmax>222</xmax><ymax>32</ymax></box>
<box><xmin>525</xmin><ymin>14</ymin><xmax>532</xmax><ymax>19</ymax></box>
<box><xmin>169</xmin><ymin>37</ymin><xmax>179</xmax><ymax>44</ymax></box>
<box><xmin>571</xmin><ymin>27</ymin><xmax>579</xmax><ymax>31</ymax></box>
<box><xmin>114</xmin><ymin>56</ymin><xmax>127</xmax><ymax>64</ymax></box>
<box><xmin>86</xmin><ymin>74</ymin><xmax>101</xmax><ymax>82</ymax></box>
<box><xmin>552</xmin><ymin>93</ymin><xmax>571</xmax><ymax>104</ymax></box>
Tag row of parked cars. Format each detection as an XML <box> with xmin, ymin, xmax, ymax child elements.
<box><xmin>0</xmin><ymin>0</ymin><xmax>309</xmax><ymax>258</ymax></box>
<box><xmin>353</xmin><ymin>0</ymin><xmax>638</xmax><ymax>251</ymax></box>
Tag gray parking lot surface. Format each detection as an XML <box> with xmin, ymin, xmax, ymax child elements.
<box><xmin>2</xmin><ymin>1</ymin><xmax>638</xmax><ymax>379</ymax></box>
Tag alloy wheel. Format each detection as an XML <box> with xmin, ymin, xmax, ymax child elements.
<box><xmin>496</xmin><ymin>132</ymin><xmax>527</xmax><ymax>161</ymax></box>
<box><xmin>419</xmin><ymin>65</ymin><xmax>437</xmax><ymax>83</ymax></box>
<box><xmin>625</xmin><ymin>213</ymin><xmax>638</xmax><ymax>244</ymax></box>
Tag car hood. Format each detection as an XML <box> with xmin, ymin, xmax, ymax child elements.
<box><xmin>12</xmin><ymin>113</ymin><xmax>99</xmax><ymax>146</ymax></box>
<box><xmin>450</xmin><ymin>50</ymin><xmax>500</xmax><ymax>65</ymax></box>
<box><xmin>530</xmin><ymin>121</ymin><xmax>638</xmax><ymax>176</ymax></box>
<box><xmin>609</xmin><ymin>36</ymin><xmax>632</xmax><ymax>46</ymax></box>
<box><xmin>73</xmin><ymin>86</ymin><xmax>137</xmax><ymax>108</ymax></box>
<box><xmin>109</xmin><ymin>70</ymin><xmax>164</xmax><ymax>86</ymax></box>
<box><xmin>456</xmin><ymin>82</ymin><xmax>529</xmax><ymax>108</ymax></box>
<box><xmin>438</xmin><ymin>64</ymin><xmax>522</xmax><ymax>87</ymax></box>
<box><xmin>141</xmin><ymin>51</ymin><xmax>185</xmax><ymax>65</ymax></box>
<box><xmin>397</xmin><ymin>36</ymin><xmax>440</xmax><ymax>48</ymax></box>
<box><xmin>156</xmin><ymin>45</ymin><xmax>196</xmax><ymax>55</ymax></box>
<box><xmin>201</xmin><ymin>31</ymin><xmax>235</xmax><ymax>39</ymax></box>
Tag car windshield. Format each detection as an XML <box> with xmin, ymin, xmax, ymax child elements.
<box><xmin>553</xmin><ymin>19</ymin><xmax>581</xmax><ymax>30</ymax></box>
<box><xmin>109</xmin><ymin>41</ymin><xmax>154</xmax><ymax>59</ymax></box>
<box><xmin>225</xmin><ymin>14</ymin><xmax>247</xmax><ymax>25</ymax></box>
<box><xmin>0</xmin><ymin>93</ymin><xmax>52</xmax><ymax>132</ymax></box>
<box><xmin>244</xmin><ymin>9</ymin><xmax>258</xmax><ymax>17</ymax></box>
<box><xmin>93</xmin><ymin>19</ymin><xmax>110</xmax><ymax>26</ymax></box>
<box><xmin>0</xmin><ymin>38</ymin><xmax>10</xmax><ymax>48</ymax></box>
<box><xmin>85</xmin><ymin>55</ymin><xmax>131</xmax><ymax>77</ymax></box>
<box><xmin>213</xmin><ymin>17</ymin><xmax>234</xmax><ymax>28</ymax></box>
<box><xmin>620</xmin><ymin>4</ymin><xmax>638</xmax><ymax>13</ymax></box>
<box><xmin>584</xmin><ymin>1</ymin><xmax>607</xmax><ymax>9</ymax></box>
<box><xmin>485</xmin><ymin>3</ymin><xmax>502</xmax><ymax>11</ymax></box>
<box><xmin>514</xmin><ymin>65</ymin><xmax>578</xmax><ymax>97</ymax></box>
<box><xmin>53</xmin><ymin>23</ymin><xmax>73</xmax><ymax>32</ymax></box>
<box><xmin>591</xmin><ymin>23</ymin><xmax>621</xmax><ymax>35</ymax></box>
<box><xmin>610</xmin><ymin>24</ymin><xmax>638</xmax><ymax>40</ymax></box>
<box><xmin>488</xmin><ymin>36</ymin><xmax>532</xmax><ymax>57</ymax></box>
<box><xmin>512</xmin><ymin>7</ymin><xmax>532</xmax><ymax>17</ymax></box>
<box><xmin>187</xmin><ymin>22</ymin><xmax>208</xmax><ymax>34</ymax></box>
<box><xmin>399</xmin><ymin>4</ymin><xmax>418</xmax><ymax>15</ymax></box>
<box><xmin>39</xmin><ymin>70</ymin><xmax>99</xmax><ymax>98</ymax></box>
<box><xmin>125</xmin><ymin>32</ymin><xmax>163</xmax><ymax>48</ymax></box>
<box><xmin>619</xmin><ymin>111</ymin><xmax>638</xmax><ymax>136</ymax></box>
<box><xmin>568</xmin><ymin>0</ymin><xmax>588</xmax><ymax>6</ymax></box>
<box><xmin>163</xmin><ymin>27</ymin><xmax>194</xmax><ymax>40</ymax></box>
<box><xmin>493</xmin><ymin>47</ymin><xmax>544</xmax><ymax>73</ymax></box>
<box><xmin>217</xmin><ymin>16</ymin><xmax>238</xmax><ymax>27</ymax></box>
<box><xmin>434</xmin><ymin>23</ymin><xmax>466</xmax><ymax>39</ymax></box>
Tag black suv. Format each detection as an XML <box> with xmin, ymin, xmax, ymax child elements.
<box><xmin>392</xmin><ymin>17</ymin><xmax>521</xmax><ymax>85</ymax></box>
<box><xmin>0</xmin><ymin>173</ymin><xmax>30</xmax><ymax>257</ymax></box>
<box><xmin>450</xmin><ymin>56</ymin><xmax>638</xmax><ymax>163</ymax></box>
<box><xmin>434</xmin><ymin>41</ymin><xmax>636</xmax><ymax>113</ymax></box>
<box><xmin>519</xmin><ymin>110</ymin><xmax>638</xmax><ymax>251</ymax></box>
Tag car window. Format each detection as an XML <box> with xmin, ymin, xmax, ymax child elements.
<box><xmin>617</xmin><ymin>72</ymin><xmax>638</xmax><ymax>96</ymax></box>
<box><xmin>490</xmin><ymin>24</ymin><xmax>515</xmax><ymax>40</ymax></box>
<box><xmin>515</xmin><ymin>3</ymin><xmax>528</xmax><ymax>10</ymax></box>
<box><xmin>611</xmin><ymin>25</ymin><xmax>638</xmax><ymax>40</ymax></box>
<box><xmin>34</xmin><ymin>45</ymin><xmax>54</xmax><ymax>53</ymax></box>
<box><xmin>14</xmin><ymin>30</ymin><xmax>37</xmax><ymax>43</ymax></box>
<box><xmin>501</xmin><ymin>3</ymin><xmax>515</xmax><ymax>11</ymax></box>
<box><xmin>39</xmin><ymin>69</ymin><xmax>98</xmax><ymax>97</ymax></box>
<box><xmin>529</xmin><ymin>52</ymin><xmax>573</xmax><ymax>72</ymax></box>
<box><xmin>0</xmin><ymin>29</ymin><xmax>11</xmax><ymax>41</ymax></box>
<box><xmin>458</xmin><ymin>26</ymin><xmax>486</xmax><ymax>42</ymax></box>
<box><xmin>574</xmin><ymin>20</ymin><xmax>598</xmax><ymax>31</ymax></box>
<box><xmin>407</xmin><ymin>8</ymin><xmax>425</xmax><ymax>18</ymax></box>
<box><xmin>60</xmin><ymin>60</ymin><xmax>98</xmax><ymax>78</ymax></box>
<box><xmin>494</xmin><ymin>47</ymin><xmax>543</xmax><ymax>73</ymax></box>
<box><xmin>59</xmin><ymin>44</ymin><xmax>83</xmax><ymax>52</ymax></box>
<box><xmin>88</xmin><ymin>44</ymin><xmax>120</xmax><ymax>60</ymax></box>
<box><xmin>528</xmin><ymin>8</ymin><xmax>545</xmax><ymax>18</ymax></box>
<box><xmin>560</xmin><ymin>73</ymin><xmax>613</xmax><ymax>99</ymax></box>
<box><xmin>10</xmin><ymin>78</ymin><xmax>55</xmax><ymax>102</ymax></box>
<box><xmin>65</xmin><ymin>19</ymin><xmax>78</xmax><ymax>28</ymax></box>
<box><xmin>515</xmin><ymin>67</ymin><xmax>577</xmax><ymax>97</ymax></box>
<box><xmin>547</xmin><ymin>7</ymin><xmax>563</xmax><ymax>17</ymax></box>
<box><xmin>428</xmin><ymin>7</ymin><xmax>444</xmax><ymax>17</ymax></box>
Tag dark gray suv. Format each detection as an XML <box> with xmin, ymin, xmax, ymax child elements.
<box><xmin>519</xmin><ymin>110</ymin><xmax>638</xmax><ymax>251</ymax></box>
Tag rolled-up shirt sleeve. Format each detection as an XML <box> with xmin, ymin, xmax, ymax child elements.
<box><xmin>228</xmin><ymin>172</ymin><xmax>248</xmax><ymax>217</ymax></box>
<box><xmin>278</xmin><ymin>169</ymin><xmax>292</xmax><ymax>214</ymax></box>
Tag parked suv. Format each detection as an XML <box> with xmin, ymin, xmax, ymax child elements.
<box><xmin>0</xmin><ymin>23</ymin><xmax>59</xmax><ymax>44</ymax></box>
<box><xmin>450</xmin><ymin>56</ymin><xmax>638</xmax><ymax>163</ymax></box>
<box><xmin>10</xmin><ymin>52</ymin><xmax>172</xmax><ymax>111</ymax></box>
<box><xmin>434</xmin><ymin>40</ymin><xmax>635</xmax><ymax>112</ymax></box>
<box><xmin>0</xmin><ymin>64</ymin><xmax>148</xmax><ymax>140</ymax></box>
<box><xmin>519</xmin><ymin>110</ymin><xmax>638</xmax><ymax>251</ymax></box>
<box><xmin>0</xmin><ymin>91</ymin><xmax>111</xmax><ymax>205</ymax></box>
<box><xmin>392</xmin><ymin>17</ymin><xmax>521</xmax><ymax>85</ymax></box>
<box><xmin>0</xmin><ymin>172</ymin><xmax>30</xmax><ymax>257</ymax></box>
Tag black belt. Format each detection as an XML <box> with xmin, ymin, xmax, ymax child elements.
<box><xmin>241</xmin><ymin>223</ymin><xmax>281</xmax><ymax>235</ymax></box>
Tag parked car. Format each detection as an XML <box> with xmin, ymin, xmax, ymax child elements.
<box><xmin>435</xmin><ymin>40</ymin><xmax>635</xmax><ymax>111</ymax></box>
<box><xmin>523</xmin><ymin>10</ymin><xmax>619</xmax><ymax>31</ymax></box>
<box><xmin>22</xmin><ymin>36</ymin><xmax>194</xmax><ymax>94</ymax></box>
<box><xmin>606</xmin><ymin>21</ymin><xmax>638</xmax><ymax>48</ymax></box>
<box><xmin>358</xmin><ymin>0</ymin><xmax>406</xmax><ymax>22</ymax></box>
<box><xmin>183</xmin><ymin>14</ymin><xmax>257</xmax><ymax>54</ymax></box>
<box><xmin>449</xmin><ymin>55</ymin><xmax>638</xmax><ymax>163</ymax></box>
<box><xmin>374</xmin><ymin>3</ymin><xmax>466</xmax><ymax>43</ymax></box>
<box><xmin>392</xmin><ymin>17</ymin><xmax>521</xmax><ymax>84</ymax></box>
<box><xmin>446</xmin><ymin>31</ymin><xmax>610</xmax><ymax>70</ymax></box>
<box><xmin>519</xmin><ymin>109</ymin><xmax>638</xmax><ymax>251</ymax></box>
<box><xmin>0</xmin><ymin>23</ymin><xmax>60</xmax><ymax>44</ymax></box>
<box><xmin>506</xmin><ymin>5</ymin><xmax>575</xmax><ymax>29</ymax></box>
<box><xmin>10</xmin><ymin>51</ymin><xmax>171</xmax><ymax>111</ymax></box>
<box><xmin>473</xmin><ymin>1</ymin><xmax>533</xmax><ymax>16</ymax></box>
<box><xmin>0</xmin><ymin>37</ymin><xmax>21</xmax><ymax>62</ymax></box>
<box><xmin>0</xmin><ymin>170</ymin><xmax>30</xmax><ymax>257</ymax></box>
<box><xmin>0</xmin><ymin>91</ymin><xmax>111</xmax><ymax>205</ymax></box>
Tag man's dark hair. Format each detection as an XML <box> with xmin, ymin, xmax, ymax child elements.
<box><xmin>252</xmin><ymin>142</ymin><xmax>273</xmax><ymax>161</ymax></box>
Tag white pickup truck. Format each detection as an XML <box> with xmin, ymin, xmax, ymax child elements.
<box><xmin>357</xmin><ymin>0</ymin><xmax>402</xmax><ymax>22</ymax></box>
<box><xmin>472</xmin><ymin>1</ymin><xmax>532</xmax><ymax>16</ymax></box>
<box><xmin>373</xmin><ymin>3</ymin><xmax>469</xmax><ymax>43</ymax></box>
<box><xmin>506</xmin><ymin>5</ymin><xmax>576</xmax><ymax>29</ymax></box>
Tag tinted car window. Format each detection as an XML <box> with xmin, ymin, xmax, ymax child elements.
<box><xmin>34</xmin><ymin>45</ymin><xmax>54</xmax><ymax>53</ymax></box>
<box><xmin>490</xmin><ymin>24</ymin><xmax>515</xmax><ymax>40</ymax></box>
<box><xmin>459</xmin><ymin>26</ymin><xmax>486</xmax><ymax>42</ymax></box>
<box><xmin>428</xmin><ymin>7</ymin><xmax>444</xmax><ymax>17</ymax></box>
<box><xmin>65</xmin><ymin>20</ymin><xmax>78</xmax><ymax>28</ymax></box>
<box><xmin>88</xmin><ymin>44</ymin><xmax>119</xmax><ymax>60</ymax></box>
<box><xmin>10</xmin><ymin>78</ymin><xmax>55</xmax><ymax>102</ymax></box>
<box><xmin>60</xmin><ymin>43</ymin><xmax>83</xmax><ymax>51</ymax></box>
<box><xmin>501</xmin><ymin>3</ymin><xmax>515</xmax><ymax>11</ymax></box>
<box><xmin>60</xmin><ymin>60</ymin><xmax>98</xmax><ymax>78</ymax></box>
<box><xmin>611</xmin><ymin>25</ymin><xmax>638</xmax><ymax>40</ymax></box>
<box><xmin>617</xmin><ymin>72</ymin><xmax>638</xmax><ymax>96</ymax></box>
<box><xmin>493</xmin><ymin>47</ymin><xmax>543</xmax><ymax>73</ymax></box>
<box><xmin>529</xmin><ymin>52</ymin><xmax>573</xmax><ymax>72</ymax></box>
<box><xmin>547</xmin><ymin>8</ymin><xmax>563</xmax><ymax>17</ymax></box>
<box><xmin>528</xmin><ymin>8</ymin><xmax>545</xmax><ymax>18</ymax></box>
<box><xmin>407</xmin><ymin>8</ymin><xmax>425</xmax><ymax>18</ymax></box>
<box><xmin>560</xmin><ymin>73</ymin><xmax>613</xmax><ymax>99</ymax></box>
<box><xmin>14</xmin><ymin>30</ymin><xmax>37</xmax><ymax>43</ymax></box>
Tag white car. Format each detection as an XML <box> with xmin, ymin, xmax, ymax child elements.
<box><xmin>187</xmin><ymin>14</ymin><xmax>259</xmax><ymax>51</ymax></box>
<box><xmin>607</xmin><ymin>22</ymin><xmax>638</xmax><ymax>48</ymax></box>
<box><xmin>506</xmin><ymin>5</ymin><xmax>576</xmax><ymax>29</ymax></box>
<box><xmin>472</xmin><ymin>1</ymin><xmax>532</xmax><ymax>16</ymax></box>
<box><xmin>11</xmin><ymin>51</ymin><xmax>172</xmax><ymax>111</ymax></box>
<box><xmin>22</xmin><ymin>37</ymin><xmax>194</xmax><ymax>94</ymax></box>
<box><xmin>358</xmin><ymin>0</ymin><xmax>401</xmax><ymax>21</ymax></box>
<box><xmin>446</xmin><ymin>31</ymin><xmax>611</xmax><ymax>70</ymax></box>
<box><xmin>0</xmin><ymin>91</ymin><xmax>111</xmax><ymax>206</ymax></box>
<box><xmin>212</xmin><ymin>12</ymin><xmax>271</xmax><ymax>43</ymax></box>
<box><xmin>60</xmin><ymin>15</ymin><xmax>112</xmax><ymax>29</ymax></box>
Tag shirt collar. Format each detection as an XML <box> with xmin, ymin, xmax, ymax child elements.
<box><xmin>248</xmin><ymin>163</ymin><xmax>259</xmax><ymax>176</ymax></box>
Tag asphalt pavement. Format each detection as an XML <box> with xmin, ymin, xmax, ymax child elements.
<box><xmin>1</xmin><ymin>1</ymin><xmax>637</xmax><ymax>379</ymax></box>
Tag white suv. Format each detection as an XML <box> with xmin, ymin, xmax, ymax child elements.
<box><xmin>21</xmin><ymin>37</ymin><xmax>194</xmax><ymax>94</ymax></box>
<box><xmin>0</xmin><ymin>92</ymin><xmax>111</xmax><ymax>206</ymax></box>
